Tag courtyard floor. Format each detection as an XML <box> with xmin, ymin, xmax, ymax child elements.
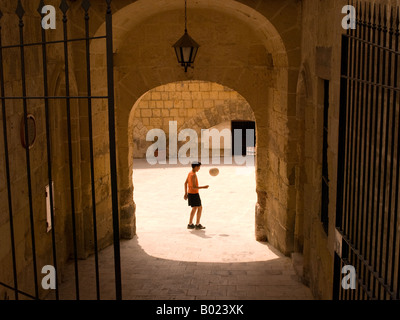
<box><xmin>52</xmin><ymin>159</ymin><xmax>313</xmax><ymax>300</ymax></box>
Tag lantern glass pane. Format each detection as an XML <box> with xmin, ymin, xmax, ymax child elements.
<box><xmin>174</xmin><ymin>47</ymin><xmax>181</xmax><ymax>62</ymax></box>
<box><xmin>191</xmin><ymin>47</ymin><xmax>198</xmax><ymax>63</ymax></box>
<box><xmin>182</xmin><ymin>47</ymin><xmax>192</xmax><ymax>63</ymax></box>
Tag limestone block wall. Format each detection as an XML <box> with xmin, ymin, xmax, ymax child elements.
<box><xmin>295</xmin><ymin>0</ymin><xmax>345</xmax><ymax>300</ymax></box>
<box><xmin>130</xmin><ymin>80</ymin><xmax>255</xmax><ymax>159</ymax></box>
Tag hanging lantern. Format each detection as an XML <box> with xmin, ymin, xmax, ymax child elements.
<box><xmin>173</xmin><ymin>0</ymin><xmax>200</xmax><ymax>72</ymax></box>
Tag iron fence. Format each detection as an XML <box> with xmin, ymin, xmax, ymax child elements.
<box><xmin>0</xmin><ymin>0</ymin><xmax>121</xmax><ymax>300</ymax></box>
<box><xmin>334</xmin><ymin>1</ymin><xmax>400</xmax><ymax>300</ymax></box>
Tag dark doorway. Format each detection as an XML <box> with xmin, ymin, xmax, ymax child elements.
<box><xmin>231</xmin><ymin>121</ymin><xmax>256</xmax><ymax>156</ymax></box>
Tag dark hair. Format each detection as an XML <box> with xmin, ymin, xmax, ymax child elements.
<box><xmin>191</xmin><ymin>161</ymin><xmax>201</xmax><ymax>169</ymax></box>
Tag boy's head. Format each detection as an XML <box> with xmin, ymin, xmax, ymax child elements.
<box><xmin>191</xmin><ymin>161</ymin><xmax>201</xmax><ymax>171</ymax></box>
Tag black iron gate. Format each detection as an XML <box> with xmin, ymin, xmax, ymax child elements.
<box><xmin>0</xmin><ymin>0</ymin><xmax>121</xmax><ymax>300</ymax></box>
<box><xmin>334</xmin><ymin>1</ymin><xmax>400</xmax><ymax>300</ymax></box>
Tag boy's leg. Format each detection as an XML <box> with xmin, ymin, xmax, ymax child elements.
<box><xmin>195</xmin><ymin>206</ymin><xmax>202</xmax><ymax>225</ymax></box>
<box><xmin>189</xmin><ymin>207</ymin><xmax>197</xmax><ymax>225</ymax></box>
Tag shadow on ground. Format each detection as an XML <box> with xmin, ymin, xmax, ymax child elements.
<box><xmin>48</xmin><ymin>237</ymin><xmax>313</xmax><ymax>300</ymax></box>
<box><xmin>47</xmin><ymin>161</ymin><xmax>313</xmax><ymax>300</ymax></box>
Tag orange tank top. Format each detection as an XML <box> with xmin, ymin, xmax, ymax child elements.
<box><xmin>187</xmin><ymin>171</ymin><xmax>199</xmax><ymax>194</ymax></box>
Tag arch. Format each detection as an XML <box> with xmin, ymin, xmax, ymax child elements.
<box><xmin>87</xmin><ymin>0</ymin><xmax>301</xmax><ymax>255</ymax></box>
<box><xmin>93</xmin><ymin>0</ymin><xmax>291</xmax><ymax>68</ymax></box>
<box><xmin>89</xmin><ymin>0</ymin><xmax>297</xmax><ymax>108</ymax></box>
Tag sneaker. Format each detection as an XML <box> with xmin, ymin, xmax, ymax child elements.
<box><xmin>187</xmin><ymin>224</ymin><xmax>195</xmax><ymax>229</ymax></box>
<box><xmin>195</xmin><ymin>224</ymin><xmax>206</xmax><ymax>230</ymax></box>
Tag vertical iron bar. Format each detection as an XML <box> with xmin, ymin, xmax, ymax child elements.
<box><xmin>365</xmin><ymin>2</ymin><xmax>376</xmax><ymax>297</ymax></box>
<box><xmin>390</xmin><ymin>8</ymin><xmax>400</xmax><ymax>299</ymax></box>
<box><xmin>377</xmin><ymin>7</ymin><xmax>388</xmax><ymax>299</ymax></box>
<box><xmin>371</xmin><ymin>4</ymin><xmax>383</xmax><ymax>298</ymax></box>
<box><xmin>349</xmin><ymin>1</ymin><xmax>362</xmax><ymax>300</ymax></box>
<box><xmin>346</xmin><ymin>0</ymin><xmax>359</xmax><ymax>247</ymax></box>
<box><xmin>361</xmin><ymin>3</ymin><xmax>375</xmax><ymax>298</ymax></box>
<box><xmin>336</xmin><ymin>33</ymin><xmax>349</xmax><ymax>232</ymax></box>
<box><xmin>383</xmin><ymin>7</ymin><xmax>395</xmax><ymax>297</ymax></box>
<box><xmin>17</xmin><ymin>1</ymin><xmax>39</xmax><ymax>299</ymax></box>
<box><xmin>343</xmin><ymin>1</ymin><xmax>357</xmax><ymax>300</ymax></box>
<box><xmin>357</xmin><ymin>4</ymin><xmax>370</xmax><ymax>298</ymax></box>
<box><xmin>368</xmin><ymin>3</ymin><xmax>380</xmax><ymax>296</ymax></box>
<box><xmin>83</xmin><ymin>0</ymin><xmax>101</xmax><ymax>300</ymax></box>
<box><xmin>38</xmin><ymin>0</ymin><xmax>59</xmax><ymax>300</ymax></box>
<box><xmin>105</xmin><ymin>0</ymin><xmax>122</xmax><ymax>300</ymax></box>
<box><xmin>344</xmin><ymin>0</ymin><xmax>356</xmax><ymax>240</ymax></box>
<box><xmin>0</xmin><ymin>12</ymin><xmax>19</xmax><ymax>301</ymax></box>
<box><xmin>351</xmin><ymin>1</ymin><xmax>362</xmax><ymax>256</ymax></box>
<box><xmin>60</xmin><ymin>0</ymin><xmax>80</xmax><ymax>300</ymax></box>
<box><xmin>350</xmin><ymin>3</ymin><xmax>362</xmax><ymax>299</ymax></box>
<box><xmin>360</xmin><ymin>3</ymin><xmax>372</xmax><ymax>298</ymax></box>
<box><xmin>355</xmin><ymin>5</ymin><xmax>368</xmax><ymax>300</ymax></box>
<box><xmin>355</xmin><ymin>2</ymin><xmax>365</xmax><ymax>252</ymax></box>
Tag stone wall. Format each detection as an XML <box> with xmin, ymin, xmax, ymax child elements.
<box><xmin>295</xmin><ymin>0</ymin><xmax>346</xmax><ymax>300</ymax></box>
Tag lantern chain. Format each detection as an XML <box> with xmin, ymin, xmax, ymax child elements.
<box><xmin>185</xmin><ymin>0</ymin><xmax>187</xmax><ymax>32</ymax></box>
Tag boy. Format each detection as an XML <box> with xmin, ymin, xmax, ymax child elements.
<box><xmin>184</xmin><ymin>161</ymin><xmax>209</xmax><ymax>230</ymax></box>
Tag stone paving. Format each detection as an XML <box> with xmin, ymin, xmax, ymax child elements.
<box><xmin>51</xmin><ymin>160</ymin><xmax>313</xmax><ymax>300</ymax></box>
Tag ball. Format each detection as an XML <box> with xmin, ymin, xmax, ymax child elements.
<box><xmin>209</xmin><ymin>168</ymin><xmax>219</xmax><ymax>177</ymax></box>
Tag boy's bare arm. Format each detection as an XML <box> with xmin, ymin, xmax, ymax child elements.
<box><xmin>184</xmin><ymin>178</ymin><xmax>188</xmax><ymax>199</ymax></box>
<box><xmin>192</xmin><ymin>175</ymin><xmax>209</xmax><ymax>189</ymax></box>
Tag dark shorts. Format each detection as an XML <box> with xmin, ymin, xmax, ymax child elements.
<box><xmin>188</xmin><ymin>193</ymin><xmax>202</xmax><ymax>207</ymax></box>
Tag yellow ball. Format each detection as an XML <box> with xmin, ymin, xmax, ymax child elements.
<box><xmin>209</xmin><ymin>168</ymin><xmax>219</xmax><ymax>176</ymax></box>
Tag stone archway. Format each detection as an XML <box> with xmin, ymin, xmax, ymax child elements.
<box><xmin>87</xmin><ymin>0</ymin><xmax>301</xmax><ymax>256</ymax></box>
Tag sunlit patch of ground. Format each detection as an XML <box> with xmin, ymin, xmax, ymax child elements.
<box><xmin>133</xmin><ymin>159</ymin><xmax>281</xmax><ymax>263</ymax></box>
